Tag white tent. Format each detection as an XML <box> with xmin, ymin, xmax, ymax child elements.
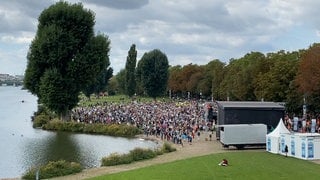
<box><xmin>266</xmin><ymin>118</ymin><xmax>291</xmax><ymax>154</ymax></box>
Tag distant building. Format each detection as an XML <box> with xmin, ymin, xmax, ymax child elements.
<box><xmin>0</xmin><ymin>73</ymin><xmax>24</xmax><ymax>86</ymax></box>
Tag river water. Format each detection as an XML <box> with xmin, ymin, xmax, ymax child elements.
<box><xmin>0</xmin><ymin>86</ymin><xmax>157</xmax><ymax>178</ymax></box>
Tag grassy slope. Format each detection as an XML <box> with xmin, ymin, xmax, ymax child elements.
<box><xmin>89</xmin><ymin>151</ymin><xmax>320</xmax><ymax>180</ymax></box>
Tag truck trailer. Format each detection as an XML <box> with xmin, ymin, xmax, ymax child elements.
<box><xmin>216</xmin><ymin>101</ymin><xmax>285</xmax><ymax>139</ymax></box>
<box><xmin>219</xmin><ymin>124</ymin><xmax>267</xmax><ymax>149</ymax></box>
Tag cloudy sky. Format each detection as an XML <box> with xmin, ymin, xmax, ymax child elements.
<box><xmin>1</xmin><ymin>0</ymin><xmax>320</xmax><ymax>75</ymax></box>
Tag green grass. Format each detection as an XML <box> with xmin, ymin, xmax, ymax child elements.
<box><xmin>78</xmin><ymin>94</ymin><xmax>169</xmax><ymax>106</ymax></box>
<box><xmin>89</xmin><ymin>151</ymin><xmax>320</xmax><ymax>180</ymax></box>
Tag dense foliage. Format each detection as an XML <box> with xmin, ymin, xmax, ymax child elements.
<box><xmin>111</xmin><ymin>43</ymin><xmax>320</xmax><ymax>116</ymax></box>
<box><xmin>136</xmin><ymin>49</ymin><xmax>169</xmax><ymax>99</ymax></box>
<box><xmin>24</xmin><ymin>1</ymin><xmax>111</xmax><ymax>120</ymax></box>
<box><xmin>101</xmin><ymin>142</ymin><xmax>176</xmax><ymax>166</ymax></box>
<box><xmin>22</xmin><ymin>160</ymin><xmax>82</xmax><ymax>179</ymax></box>
<box><xmin>42</xmin><ymin>119</ymin><xmax>142</xmax><ymax>137</ymax></box>
<box><xmin>125</xmin><ymin>44</ymin><xmax>137</xmax><ymax>97</ymax></box>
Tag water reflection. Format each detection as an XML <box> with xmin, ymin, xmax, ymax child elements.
<box><xmin>21</xmin><ymin>131</ymin><xmax>158</xmax><ymax>171</ymax></box>
<box><xmin>0</xmin><ymin>86</ymin><xmax>157</xmax><ymax>178</ymax></box>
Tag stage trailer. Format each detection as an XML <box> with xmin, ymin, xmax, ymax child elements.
<box><xmin>216</xmin><ymin>101</ymin><xmax>285</xmax><ymax>139</ymax></box>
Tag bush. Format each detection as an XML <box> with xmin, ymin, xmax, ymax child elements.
<box><xmin>42</xmin><ymin>120</ymin><xmax>141</xmax><ymax>138</ymax></box>
<box><xmin>22</xmin><ymin>160</ymin><xmax>82</xmax><ymax>179</ymax></box>
<box><xmin>162</xmin><ymin>142</ymin><xmax>176</xmax><ymax>153</ymax></box>
<box><xmin>101</xmin><ymin>143</ymin><xmax>175</xmax><ymax>167</ymax></box>
<box><xmin>101</xmin><ymin>153</ymin><xmax>133</xmax><ymax>166</ymax></box>
<box><xmin>32</xmin><ymin>114</ymin><xmax>50</xmax><ymax>128</ymax></box>
<box><xmin>129</xmin><ymin>148</ymin><xmax>156</xmax><ymax>161</ymax></box>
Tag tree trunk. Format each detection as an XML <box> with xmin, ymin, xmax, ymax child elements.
<box><xmin>60</xmin><ymin>110</ymin><xmax>71</xmax><ymax>121</ymax></box>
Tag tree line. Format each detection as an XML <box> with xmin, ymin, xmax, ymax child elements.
<box><xmin>114</xmin><ymin>43</ymin><xmax>320</xmax><ymax>117</ymax></box>
<box><xmin>24</xmin><ymin>1</ymin><xmax>320</xmax><ymax>120</ymax></box>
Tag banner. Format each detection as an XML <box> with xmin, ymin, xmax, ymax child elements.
<box><xmin>281</xmin><ymin>135</ymin><xmax>285</xmax><ymax>153</ymax></box>
<box><xmin>308</xmin><ymin>139</ymin><xmax>314</xmax><ymax>158</ymax></box>
<box><xmin>301</xmin><ymin>139</ymin><xmax>306</xmax><ymax>158</ymax></box>
<box><xmin>311</xmin><ymin>119</ymin><xmax>316</xmax><ymax>133</ymax></box>
<box><xmin>291</xmin><ymin>136</ymin><xmax>295</xmax><ymax>156</ymax></box>
<box><xmin>267</xmin><ymin>137</ymin><xmax>271</xmax><ymax>151</ymax></box>
<box><xmin>293</xmin><ymin>117</ymin><xmax>298</xmax><ymax>132</ymax></box>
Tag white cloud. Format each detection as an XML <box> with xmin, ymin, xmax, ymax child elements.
<box><xmin>1</xmin><ymin>0</ymin><xmax>320</xmax><ymax>75</ymax></box>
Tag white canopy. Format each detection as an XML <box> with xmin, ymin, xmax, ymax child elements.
<box><xmin>266</xmin><ymin>118</ymin><xmax>290</xmax><ymax>153</ymax></box>
<box><xmin>268</xmin><ymin>118</ymin><xmax>290</xmax><ymax>137</ymax></box>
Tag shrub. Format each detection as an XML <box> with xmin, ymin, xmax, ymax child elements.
<box><xmin>101</xmin><ymin>143</ymin><xmax>175</xmax><ymax>167</ymax></box>
<box><xmin>22</xmin><ymin>160</ymin><xmax>82</xmax><ymax>179</ymax></box>
<box><xmin>162</xmin><ymin>142</ymin><xmax>177</xmax><ymax>153</ymax></box>
<box><xmin>101</xmin><ymin>153</ymin><xmax>133</xmax><ymax>166</ymax></box>
<box><xmin>32</xmin><ymin>114</ymin><xmax>50</xmax><ymax>128</ymax></box>
<box><xmin>42</xmin><ymin>120</ymin><xmax>141</xmax><ymax>137</ymax></box>
<box><xmin>129</xmin><ymin>148</ymin><xmax>156</xmax><ymax>161</ymax></box>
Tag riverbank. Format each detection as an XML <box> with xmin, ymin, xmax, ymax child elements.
<box><xmin>6</xmin><ymin>130</ymin><xmax>320</xmax><ymax>180</ymax></box>
<box><xmin>49</xmin><ymin>131</ymin><xmax>261</xmax><ymax>180</ymax></box>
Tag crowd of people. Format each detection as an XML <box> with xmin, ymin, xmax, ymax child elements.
<box><xmin>71</xmin><ymin>100</ymin><xmax>216</xmax><ymax>145</ymax></box>
<box><xmin>284</xmin><ymin>114</ymin><xmax>320</xmax><ymax>133</ymax></box>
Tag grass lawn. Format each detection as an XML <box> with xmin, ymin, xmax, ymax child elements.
<box><xmin>78</xmin><ymin>94</ymin><xmax>162</xmax><ymax>106</ymax></box>
<box><xmin>89</xmin><ymin>151</ymin><xmax>320</xmax><ymax>180</ymax></box>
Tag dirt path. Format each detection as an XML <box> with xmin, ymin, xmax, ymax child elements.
<box><xmin>51</xmin><ymin>131</ymin><xmax>233</xmax><ymax>180</ymax></box>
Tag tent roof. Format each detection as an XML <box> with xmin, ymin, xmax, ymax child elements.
<box><xmin>217</xmin><ymin>101</ymin><xmax>285</xmax><ymax>110</ymax></box>
<box><xmin>267</xmin><ymin>118</ymin><xmax>290</xmax><ymax>137</ymax></box>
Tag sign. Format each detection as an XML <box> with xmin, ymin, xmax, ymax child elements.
<box><xmin>308</xmin><ymin>139</ymin><xmax>314</xmax><ymax>158</ymax></box>
<box><xmin>267</xmin><ymin>137</ymin><xmax>271</xmax><ymax>151</ymax></box>
<box><xmin>293</xmin><ymin>117</ymin><xmax>298</xmax><ymax>131</ymax></box>
<box><xmin>311</xmin><ymin>119</ymin><xmax>316</xmax><ymax>133</ymax></box>
<box><xmin>303</xmin><ymin>105</ymin><xmax>306</xmax><ymax>116</ymax></box>
<box><xmin>302</xmin><ymin>141</ymin><xmax>306</xmax><ymax>158</ymax></box>
<box><xmin>291</xmin><ymin>136</ymin><xmax>295</xmax><ymax>156</ymax></box>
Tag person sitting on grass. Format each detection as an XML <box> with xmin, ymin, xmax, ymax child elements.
<box><xmin>218</xmin><ymin>159</ymin><xmax>228</xmax><ymax>166</ymax></box>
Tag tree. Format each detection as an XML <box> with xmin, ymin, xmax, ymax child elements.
<box><xmin>106</xmin><ymin>76</ymin><xmax>118</xmax><ymax>95</ymax></box>
<box><xmin>137</xmin><ymin>49</ymin><xmax>169</xmax><ymax>99</ymax></box>
<box><xmin>24</xmin><ymin>1</ymin><xmax>109</xmax><ymax>120</ymax></box>
<box><xmin>82</xmin><ymin>34</ymin><xmax>112</xmax><ymax>98</ymax></box>
<box><xmin>205</xmin><ymin>60</ymin><xmax>225</xmax><ymax>100</ymax></box>
<box><xmin>296</xmin><ymin>44</ymin><xmax>320</xmax><ymax>95</ymax></box>
<box><xmin>257</xmin><ymin>51</ymin><xmax>299</xmax><ymax>102</ymax></box>
<box><xmin>115</xmin><ymin>69</ymin><xmax>126</xmax><ymax>94</ymax></box>
<box><xmin>125</xmin><ymin>44</ymin><xmax>137</xmax><ymax>97</ymax></box>
<box><xmin>295</xmin><ymin>44</ymin><xmax>320</xmax><ymax>114</ymax></box>
<box><xmin>220</xmin><ymin>53</ymin><xmax>263</xmax><ymax>101</ymax></box>
<box><xmin>167</xmin><ymin>65</ymin><xmax>183</xmax><ymax>97</ymax></box>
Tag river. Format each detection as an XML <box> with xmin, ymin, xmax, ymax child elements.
<box><xmin>0</xmin><ymin>86</ymin><xmax>157</xmax><ymax>178</ymax></box>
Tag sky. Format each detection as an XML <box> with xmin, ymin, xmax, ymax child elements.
<box><xmin>1</xmin><ymin>0</ymin><xmax>320</xmax><ymax>76</ymax></box>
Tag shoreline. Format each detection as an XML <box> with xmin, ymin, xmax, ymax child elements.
<box><xmin>49</xmin><ymin>131</ymin><xmax>260</xmax><ymax>180</ymax></box>
<box><xmin>6</xmin><ymin>131</ymin><xmax>320</xmax><ymax>180</ymax></box>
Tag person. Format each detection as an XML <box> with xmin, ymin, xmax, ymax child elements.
<box><xmin>284</xmin><ymin>145</ymin><xmax>288</xmax><ymax>157</ymax></box>
<box><xmin>218</xmin><ymin>159</ymin><xmax>228</xmax><ymax>166</ymax></box>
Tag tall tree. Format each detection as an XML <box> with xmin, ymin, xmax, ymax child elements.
<box><xmin>106</xmin><ymin>76</ymin><xmax>118</xmax><ymax>95</ymax></box>
<box><xmin>24</xmin><ymin>1</ymin><xmax>109</xmax><ymax>120</ymax></box>
<box><xmin>205</xmin><ymin>59</ymin><xmax>225</xmax><ymax>100</ymax></box>
<box><xmin>115</xmin><ymin>69</ymin><xmax>126</xmax><ymax>94</ymax></box>
<box><xmin>125</xmin><ymin>44</ymin><xmax>137</xmax><ymax>97</ymax></box>
<box><xmin>256</xmin><ymin>51</ymin><xmax>299</xmax><ymax>102</ymax></box>
<box><xmin>82</xmin><ymin>34</ymin><xmax>112</xmax><ymax>98</ymax></box>
<box><xmin>168</xmin><ymin>65</ymin><xmax>183</xmax><ymax>97</ymax></box>
<box><xmin>295</xmin><ymin>44</ymin><xmax>320</xmax><ymax>114</ymax></box>
<box><xmin>137</xmin><ymin>49</ymin><xmax>169</xmax><ymax>99</ymax></box>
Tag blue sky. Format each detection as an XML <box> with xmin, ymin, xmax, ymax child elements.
<box><xmin>1</xmin><ymin>0</ymin><xmax>320</xmax><ymax>75</ymax></box>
